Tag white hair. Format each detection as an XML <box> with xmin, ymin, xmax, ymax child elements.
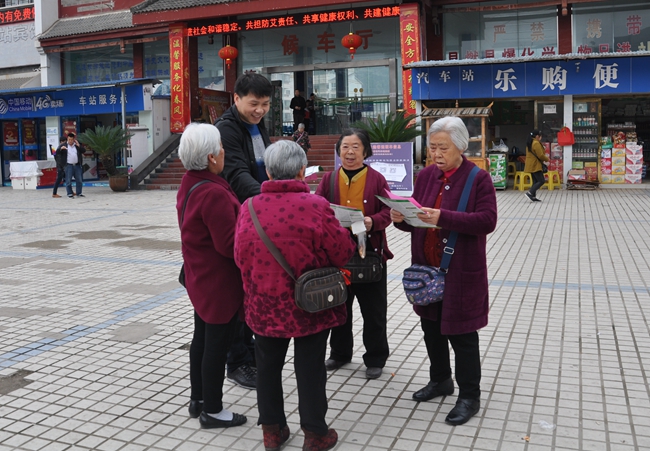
<box><xmin>178</xmin><ymin>123</ymin><xmax>223</xmax><ymax>171</ymax></box>
<box><xmin>264</xmin><ymin>140</ymin><xmax>307</xmax><ymax>180</ymax></box>
<box><xmin>427</xmin><ymin>116</ymin><xmax>469</xmax><ymax>151</ymax></box>
<box><xmin>297</xmin><ymin>123</ymin><xmax>305</xmax><ymax>130</ymax></box>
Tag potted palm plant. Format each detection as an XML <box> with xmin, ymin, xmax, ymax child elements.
<box><xmin>78</xmin><ymin>125</ymin><xmax>133</xmax><ymax>192</ymax></box>
<box><xmin>351</xmin><ymin>111</ymin><xmax>424</xmax><ymax>143</ymax></box>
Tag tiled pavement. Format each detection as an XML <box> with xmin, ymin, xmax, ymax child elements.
<box><xmin>0</xmin><ymin>186</ymin><xmax>649</xmax><ymax>451</ymax></box>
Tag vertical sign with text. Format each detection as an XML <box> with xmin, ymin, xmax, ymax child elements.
<box><xmin>399</xmin><ymin>4</ymin><xmax>421</xmax><ymax>116</ymax></box>
<box><xmin>169</xmin><ymin>24</ymin><xmax>191</xmax><ymax>133</ymax></box>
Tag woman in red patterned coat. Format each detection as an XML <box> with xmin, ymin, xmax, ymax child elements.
<box><xmin>234</xmin><ymin>140</ymin><xmax>356</xmax><ymax>451</ymax></box>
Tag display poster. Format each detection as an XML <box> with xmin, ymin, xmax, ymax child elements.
<box><xmin>199</xmin><ymin>89</ymin><xmax>231</xmax><ymax>123</ymax></box>
<box><xmin>335</xmin><ymin>142</ymin><xmax>414</xmax><ymax>195</ymax></box>
<box><xmin>3</xmin><ymin>121</ymin><xmax>18</xmax><ymax>147</ymax></box>
<box><xmin>22</xmin><ymin>119</ymin><xmax>36</xmax><ymax>146</ymax></box>
<box><xmin>63</xmin><ymin>120</ymin><xmax>77</xmax><ymax>136</ymax></box>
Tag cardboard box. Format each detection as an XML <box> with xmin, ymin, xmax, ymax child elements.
<box><xmin>612</xmin><ymin>147</ymin><xmax>626</xmax><ymax>157</ymax></box>
<box><xmin>601</xmin><ymin>174</ymin><xmax>612</xmax><ymax>184</ymax></box>
<box><xmin>612</xmin><ymin>165</ymin><xmax>626</xmax><ymax>175</ymax></box>
<box><xmin>601</xmin><ymin>149</ymin><xmax>612</xmax><ymax>159</ymax></box>
<box><xmin>11</xmin><ymin>178</ymin><xmax>24</xmax><ymax>190</ymax></box>
<box><xmin>625</xmin><ymin>174</ymin><xmax>642</xmax><ymax>184</ymax></box>
<box><xmin>626</xmin><ymin>143</ymin><xmax>643</xmax><ymax>156</ymax></box>
<box><xmin>572</xmin><ymin>161</ymin><xmax>584</xmax><ymax>169</ymax></box>
<box><xmin>612</xmin><ymin>174</ymin><xmax>626</xmax><ymax>184</ymax></box>
<box><xmin>584</xmin><ymin>161</ymin><xmax>598</xmax><ymax>168</ymax></box>
<box><xmin>626</xmin><ymin>164</ymin><xmax>643</xmax><ymax>174</ymax></box>
<box><xmin>626</xmin><ymin>154</ymin><xmax>644</xmax><ymax>165</ymax></box>
<box><xmin>585</xmin><ymin>166</ymin><xmax>598</xmax><ymax>181</ymax></box>
<box><xmin>568</xmin><ymin>170</ymin><xmax>586</xmax><ymax>181</ymax></box>
<box><xmin>601</xmin><ymin>157</ymin><xmax>612</xmax><ymax>167</ymax></box>
<box><xmin>600</xmin><ymin>167</ymin><xmax>612</xmax><ymax>175</ymax></box>
<box><xmin>612</xmin><ymin>156</ymin><xmax>626</xmax><ymax>166</ymax></box>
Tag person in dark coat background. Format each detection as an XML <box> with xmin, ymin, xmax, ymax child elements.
<box><xmin>289</xmin><ymin>89</ymin><xmax>306</xmax><ymax>133</ymax></box>
<box><xmin>391</xmin><ymin>116</ymin><xmax>497</xmax><ymax>426</ymax></box>
<box><xmin>176</xmin><ymin>123</ymin><xmax>247</xmax><ymax>429</ymax></box>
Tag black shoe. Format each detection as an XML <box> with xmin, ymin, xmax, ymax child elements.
<box><xmin>188</xmin><ymin>400</ymin><xmax>203</xmax><ymax>418</ymax></box>
<box><xmin>412</xmin><ymin>378</ymin><xmax>454</xmax><ymax>402</ymax></box>
<box><xmin>199</xmin><ymin>411</ymin><xmax>247</xmax><ymax>429</ymax></box>
<box><xmin>324</xmin><ymin>359</ymin><xmax>350</xmax><ymax>371</ymax></box>
<box><xmin>525</xmin><ymin>192</ymin><xmax>535</xmax><ymax>202</ymax></box>
<box><xmin>77</xmin><ymin>193</ymin><xmax>85</xmax><ymax>197</ymax></box>
<box><xmin>532</xmin><ymin>196</ymin><xmax>542</xmax><ymax>202</ymax></box>
<box><xmin>445</xmin><ymin>398</ymin><xmax>480</xmax><ymax>425</ymax></box>
<box><xmin>227</xmin><ymin>364</ymin><xmax>257</xmax><ymax>389</ymax></box>
<box><xmin>366</xmin><ymin>367</ymin><xmax>382</xmax><ymax>379</ymax></box>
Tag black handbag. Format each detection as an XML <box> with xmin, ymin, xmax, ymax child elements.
<box><xmin>328</xmin><ymin>172</ymin><xmax>384</xmax><ymax>283</ymax></box>
<box><xmin>178</xmin><ymin>180</ymin><xmax>212</xmax><ymax>288</ymax></box>
<box><xmin>248</xmin><ymin>199</ymin><xmax>348</xmax><ymax>313</ymax></box>
<box><xmin>529</xmin><ymin>145</ymin><xmax>548</xmax><ymax>173</ymax></box>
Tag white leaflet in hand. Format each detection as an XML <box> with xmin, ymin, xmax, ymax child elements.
<box><xmin>351</xmin><ymin>220</ymin><xmax>366</xmax><ymax>235</ymax></box>
<box><xmin>329</xmin><ymin>204</ymin><xmax>364</xmax><ymax>228</ymax></box>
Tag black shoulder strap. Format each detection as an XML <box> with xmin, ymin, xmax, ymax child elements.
<box><xmin>181</xmin><ymin>180</ymin><xmax>211</xmax><ymax>226</ymax></box>
<box><xmin>329</xmin><ymin>170</ymin><xmax>335</xmax><ymax>203</ymax></box>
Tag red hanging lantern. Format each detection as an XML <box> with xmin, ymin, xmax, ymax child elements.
<box><xmin>219</xmin><ymin>45</ymin><xmax>238</xmax><ymax>69</ymax></box>
<box><xmin>341</xmin><ymin>32</ymin><xmax>362</xmax><ymax>59</ymax></box>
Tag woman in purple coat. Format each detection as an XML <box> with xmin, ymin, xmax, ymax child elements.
<box><xmin>316</xmin><ymin>128</ymin><xmax>393</xmax><ymax>380</ymax></box>
<box><xmin>235</xmin><ymin>140</ymin><xmax>355</xmax><ymax>451</ymax></box>
<box><xmin>391</xmin><ymin>116</ymin><xmax>497</xmax><ymax>426</ymax></box>
<box><xmin>176</xmin><ymin>123</ymin><xmax>247</xmax><ymax>429</ymax></box>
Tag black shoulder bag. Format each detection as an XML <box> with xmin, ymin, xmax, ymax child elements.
<box><xmin>328</xmin><ymin>171</ymin><xmax>383</xmax><ymax>283</ymax></box>
<box><xmin>178</xmin><ymin>180</ymin><xmax>212</xmax><ymax>287</ymax></box>
<box><xmin>248</xmin><ymin>198</ymin><xmax>348</xmax><ymax>313</ymax></box>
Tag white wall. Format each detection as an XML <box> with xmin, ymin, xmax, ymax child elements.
<box><xmin>0</xmin><ymin>21</ymin><xmax>40</xmax><ymax>69</ymax></box>
<box><xmin>35</xmin><ymin>0</ymin><xmax>63</xmax><ymax>86</ymax></box>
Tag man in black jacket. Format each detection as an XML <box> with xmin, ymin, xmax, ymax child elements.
<box><xmin>214</xmin><ymin>73</ymin><xmax>272</xmax><ymax>390</ymax></box>
<box><xmin>289</xmin><ymin>89</ymin><xmax>306</xmax><ymax>134</ymax></box>
<box><xmin>52</xmin><ymin>136</ymin><xmax>67</xmax><ymax>198</ymax></box>
<box><xmin>58</xmin><ymin>133</ymin><xmax>86</xmax><ymax>198</ymax></box>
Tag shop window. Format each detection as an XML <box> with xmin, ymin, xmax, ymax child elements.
<box><xmin>63</xmin><ymin>44</ymin><xmax>134</xmax><ymax>84</ymax></box>
<box><xmin>143</xmin><ymin>37</ymin><xmax>170</xmax><ymax>83</ymax></box>
<box><xmin>0</xmin><ymin>0</ymin><xmax>32</xmax><ymax>7</ymax></box>
<box><xmin>573</xmin><ymin>0</ymin><xmax>650</xmax><ymax>54</ymax></box>
<box><xmin>196</xmin><ymin>35</ymin><xmax>223</xmax><ymax>89</ymax></box>
<box><xmin>443</xmin><ymin>2</ymin><xmax>557</xmax><ymax>61</ymax></box>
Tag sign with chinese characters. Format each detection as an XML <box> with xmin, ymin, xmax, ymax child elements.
<box><xmin>443</xmin><ymin>9</ymin><xmax>557</xmax><ymax>61</ymax></box>
<box><xmin>411</xmin><ymin>56</ymin><xmax>650</xmax><ymax>100</ymax></box>
<box><xmin>187</xmin><ymin>6</ymin><xmax>400</xmax><ymax>36</ymax></box>
<box><xmin>0</xmin><ymin>6</ymin><xmax>35</xmax><ymax>24</ymax></box>
<box><xmin>574</xmin><ymin>9</ymin><xmax>650</xmax><ymax>54</ymax></box>
<box><xmin>335</xmin><ymin>142</ymin><xmax>414</xmax><ymax>195</ymax></box>
<box><xmin>169</xmin><ymin>24</ymin><xmax>191</xmax><ymax>133</ymax></box>
<box><xmin>399</xmin><ymin>4</ymin><xmax>421</xmax><ymax>116</ymax></box>
<box><xmin>0</xmin><ymin>85</ymin><xmax>148</xmax><ymax>119</ymax></box>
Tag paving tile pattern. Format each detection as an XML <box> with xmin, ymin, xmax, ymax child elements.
<box><xmin>0</xmin><ymin>187</ymin><xmax>649</xmax><ymax>450</ymax></box>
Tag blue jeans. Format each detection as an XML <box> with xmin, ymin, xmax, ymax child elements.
<box><xmin>65</xmin><ymin>164</ymin><xmax>83</xmax><ymax>196</ymax></box>
<box><xmin>52</xmin><ymin>168</ymin><xmax>65</xmax><ymax>195</ymax></box>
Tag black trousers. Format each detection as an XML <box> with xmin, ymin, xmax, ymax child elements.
<box><xmin>189</xmin><ymin>311</ymin><xmax>238</xmax><ymax>414</ymax></box>
<box><xmin>255</xmin><ymin>330</ymin><xmax>329</xmax><ymax>435</ymax></box>
<box><xmin>226</xmin><ymin>319</ymin><xmax>255</xmax><ymax>372</ymax></box>
<box><xmin>420</xmin><ymin>317</ymin><xmax>481</xmax><ymax>400</ymax></box>
<box><xmin>52</xmin><ymin>168</ymin><xmax>65</xmax><ymax>195</ymax></box>
<box><xmin>529</xmin><ymin>170</ymin><xmax>545</xmax><ymax>197</ymax></box>
<box><xmin>328</xmin><ymin>265</ymin><xmax>389</xmax><ymax>368</ymax></box>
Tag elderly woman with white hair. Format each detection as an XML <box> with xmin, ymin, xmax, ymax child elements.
<box><xmin>176</xmin><ymin>123</ymin><xmax>247</xmax><ymax>429</ymax></box>
<box><xmin>235</xmin><ymin>140</ymin><xmax>355</xmax><ymax>451</ymax></box>
<box><xmin>391</xmin><ymin>116</ymin><xmax>497</xmax><ymax>426</ymax></box>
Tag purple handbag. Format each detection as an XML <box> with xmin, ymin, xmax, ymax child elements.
<box><xmin>403</xmin><ymin>264</ymin><xmax>445</xmax><ymax>305</ymax></box>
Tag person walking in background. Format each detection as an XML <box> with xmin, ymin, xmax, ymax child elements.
<box><xmin>52</xmin><ymin>137</ymin><xmax>67</xmax><ymax>198</ymax></box>
<box><xmin>292</xmin><ymin>123</ymin><xmax>311</xmax><ymax>154</ymax></box>
<box><xmin>524</xmin><ymin>129</ymin><xmax>549</xmax><ymax>202</ymax></box>
<box><xmin>235</xmin><ymin>140</ymin><xmax>355</xmax><ymax>451</ymax></box>
<box><xmin>176</xmin><ymin>123</ymin><xmax>247</xmax><ymax>429</ymax></box>
<box><xmin>58</xmin><ymin>133</ymin><xmax>85</xmax><ymax>198</ymax></box>
<box><xmin>391</xmin><ymin>116</ymin><xmax>497</xmax><ymax>426</ymax></box>
<box><xmin>215</xmin><ymin>72</ymin><xmax>274</xmax><ymax>390</ymax></box>
<box><xmin>316</xmin><ymin>128</ymin><xmax>393</xmax><ymax>380</ymax></box>
<box><xmin>290</xmin><ymin>89</ymin><xmax>306</xmax><ymax>133</ymax></box>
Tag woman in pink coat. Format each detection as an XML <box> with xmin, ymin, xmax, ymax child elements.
<box><xmin>176</xmin><ymin>123</ymin><xmax>247</xmax><ymax>429</ymax></box>
<box><xmin>235</xmin><ymin>140</ymin><xmax>355</xmax><ymax>451</ymax></box>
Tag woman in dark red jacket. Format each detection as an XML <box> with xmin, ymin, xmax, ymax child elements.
<box><xmin>176</xmin><ymin>123</ymin><xmax>247</xmax><ymax>430</ymax></box>
<box><xmin>235</xmin><ymin>140</ymin><xmax>355</xmax><ymax>451</ymax></box>
<box><xmin>392</xmin><ymin>116</ymin><xmax>497</xmax><ymax>426</ymax></box>
<box><xmin>315</xmin><ymin>128</ymin><xmax>393</xmax><ymax>380</ymax></box>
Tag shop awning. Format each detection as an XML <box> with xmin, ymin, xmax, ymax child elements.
<box><xmin>131</xmin><ymin>0</ymin><xmax>241</xmax><ymax>13</ymax></box>
<box><xmin>0</xmin><ymin>78</ymin><xmax>159</xmax><ymax>97</ymax></box>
